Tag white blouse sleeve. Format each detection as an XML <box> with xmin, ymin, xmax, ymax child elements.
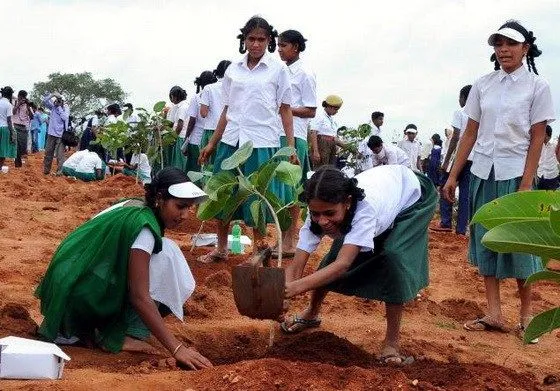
<box><xmin>131</xmin><ymin>227</ymin><xmax>156</xmax><ymax>255</ymax></box>
<box><xmin>342</xmin><ymin>202</ymin><xmax>377</xmax><ymax>252</ymax></box>
<box><xmin>531</xmin><ymin>79</ymin><xmax>555</xmax><ymax>125</ymax></box>
<box><xmin>296</xmin><ymin>215</ymin><xmax>321</xmax><ymax>253</ymax></box>
<box><xmin>276</xmin><ymin>66</ymin><xmax>292</xmax><ymax>107</ymax></box>
<box><xmin>300</xmin><ymin>71</ymin><xmax>317</xmax><ymax>108</ymax></box>
<box><xmin>463</xmin><ymin>79</ymin><xmax>481</xmax><ymax>123</ymax></box>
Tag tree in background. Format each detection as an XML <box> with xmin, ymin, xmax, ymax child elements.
<box><xmin>30</xmin><ymin>72</ymin><xmax>126</xmax><ymax>117</ymax></box>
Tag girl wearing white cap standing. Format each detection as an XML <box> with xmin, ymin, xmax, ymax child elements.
<box><xmin>198</xmin><ymin>15</ymin><xmax>297</xmax><ymax>263</ymax></box>
<box><xmin>310</xmin><ymin>94</ymin><xmax>343</xmax><ymax>168</ymax></box>
<box><xmin>36</xmin><ymin>167</ymin><xmax>212</xmax><ymax>370</ymax></box>
<box><xmin>443</xmin><ymin>20</ymin><xmax>554</xmax><ymax>340</ymax></box>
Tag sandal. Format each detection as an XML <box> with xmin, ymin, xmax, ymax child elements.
<box><xmin>463</xmin><ymin>317</ymin><xmax>509</xmax><ymax>333</ymax></box>
<box><xmin>280</xmin><ymin>315</ymin><xmax>321</xmax><ymax>334</ymax></box>
<box><xmin>379</xmin><ymin>346</ymin><xmax>414</xmax><ymax>366</ymax></box>
<box><xmin>197</xmin><ymin>249</ymin><xmax>228</xmax><ymax>264</ymax></box>
<box><xmin>271</xmin><ymin>248</ymin><xmax>295</xmax><ymax>258</ymax></box>
<box><xmin>515</xmin><ymin>324</ymin><xmax>539</xmax><ymax>344</ymax></box>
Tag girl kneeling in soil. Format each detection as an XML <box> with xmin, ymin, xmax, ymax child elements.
<box><xmin>281</xmin><ymin>165</ymin><xmax>437</xmax><ymax>365</ymax></box>
<box><xmin>35</xmin><ymin>167</ymin><xmax>213</xmax><ymax>370</ymax></box>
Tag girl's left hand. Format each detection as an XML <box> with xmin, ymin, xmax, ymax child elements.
<box><xmin>289</xmin><ymin>153</ymin><xmax>300</xmax><ymax>166</ymax></box>
<box><xmin>285</xmin><ymin>281</ymin><xmax>300</xmax><ymax>299</ymax></box>
<box><xmin>518</xmin><ymin>182</ymin><xmax>532</xmax><ymax>192</ymax></box>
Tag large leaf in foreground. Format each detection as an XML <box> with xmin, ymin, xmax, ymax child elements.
<box><xmin>526</xmin><ymin>270</ymin><xmax>560</xmax><ymax>285</ymax></box>
<box><xmin>482</xmin><ymin>220</ymin><xmax>560</xmax><ymax>260</ymax></box>
<box><xmin>197</xmin><ymin>198</ymin><xmax>228</xmax><ymax>220</ymax></box>
<box><xmin>472</xmin><ymin>191</ymin><xmax>560</xmax><ymax>230</ymax></box>
<box><xmin>203</xmin><ymin>171</ymin><xmax>236</xmax><ymax>201</ymax></box>
<box><xmin>275</xmin><ymin>161</ymin><xmax>302</xmax><ymax>188</ymax></box>
<box><xmin>221</xmin><ymin>141</ymin><xmax>253</xmax><ymax>170</ymax></box>
<box><xmin>525</xmin><ymin>308</ymin><xmax>560</xmax><ymax>343</ymax></box>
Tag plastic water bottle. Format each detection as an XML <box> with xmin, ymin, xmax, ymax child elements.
<box><xmin>231</xmin><ymin>223</ymin><xmax>242</xmax><ymax>254</ymax></box>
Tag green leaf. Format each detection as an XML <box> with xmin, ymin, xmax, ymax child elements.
<box><xmin>524</xmin><ymin>308</ymin><xmax>560</xmax><ymax>343</ymax></box>
<box><xmin>482</xmin><ymin>220</ymin><xmax>560</xmax><ymax>260</ymax></box>
<box><xmin>471</xmin><ymin>191</ymin><xmax>560</xmax><ymax>230</ymax></box>
<box><xmin>275</xmin><ymin>161</ymin><xmax>302</xmax><ymax>187</ymax></box>
<box><xmin>153</xmin><ymin>101</ymin><xmax>166</xmax><ymax>112</ymax></box>
<box><xmin>264</xmin><ymin>190</ymin><xmax>292</xmax><ymax>231</ymax></box>
<box><xmin>220</xmin><ymin>185</ymin><xmax>252</xmax><ymax>223</ymax></box>
<box><xmin>187</xmin><ymin>171</ymin><xmax>204</xmax><ymax>183</ymax></box>
<box><xmin>221</xmin><ymin>141</ymin><xmax>253</xmax><ymax>170</ymax></box>
<box><xmin>250</xmin><ymin>200</ymin><xmax>264</xmax><ymax>235</ymax></box>
<box><xmin>255</xmin><ymin>160</ymin><xmax>280</xmax><ymax>193</ymax></box>
<box><xmin>549</xmin><ymin>207</ymin><xmax>560</xmax><ymax>237</ymax></box>
<box><xmin>272</xmin><ymin>146</ymin><xmax>296</xmax><ymax>159</ymax></box>
<box><xmin>197</xmin><ymin>198</ymin><xmax>228</xmax><ymax>220</ymax></box>
<box><xmin>203</xmin><ymin>171</ymin><xmax>237</xmax><ymax>201</ymax></box>
<box><xmin>238</xmin><ymin>175</ymin><xmax>255</xmax><ymax>192</ymax></box>
<box><xmin>525</xmin><ymin>270</ymin><xmax>560</xmax><ymax>285</ymax></box>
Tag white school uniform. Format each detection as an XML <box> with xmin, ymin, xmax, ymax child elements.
<box><xmin>464</xmin><ymin>66</ymin><xmax>555</xmax><ymax>181</ymax></box>
<box><xmin>0</xmin><ymin>97</ymin><xmax>13</xmax><ymax>126</ymax></box>
<box><xmin>297</xmin><ymin>165</ymin><xmax>421</xmax><ymax>253</ymax></box>
<box><xmin>75</xmin><ymin>151</ymin><xmax>103</xmax><ymax>174</ymax></box>
<box><xmin>221</xmin><ymin>51</ymin><xmax>292</xmax><ymax>148</ymax></box>
<box><xmin>370</xmin><ymin>124</ymin><xmax>382</xmax><ymax>137</ymax></box>
<box><xmin>186</xmin><ymin>94</ymin><xmax>204</xmax><ymax>146</ymax></box>
<box><xmin>287</xmin><ymin>59</ymin><xmax>317</xmax><ymax>140</ymax></box>
<box><xmin>451</xmin><ymin>107</ymin><xmax>473</xmax><ymax>161</ymax></box>
<box><xmin>358</xmin><ymin>142</ymin><xmax>411</xmax><ymax>171</ymax></box>
<box><xmin>130</xmin><ymin>152</ymin><xmax>152</xmax><ymax>183</ymax></box>
<box><xmin>199</xmin><ymin>80</ymin><xmax>224</xmax><ymax>130</ymax></box>
<box><xmin>173</xmin><ymin>100</ymin><xmax>190</xmax><ymax>139</ymax></box>
<box><xmin>310</xmin><ymin>109</ymin><xmax>338</xmax><ymax>137</ymax></box>
<box><xmin>62</xmin><ymin>149</ymin><xmax>89</xmax><ymax>170</ymax></box>
<box><xmin>537</xmin><ymin>140</ymin><xmax>559</xmax><ymax>179</ymax></box>
<box><xmin>397</xmin><ymin>139</ymin><xmax>421</xmax><ymax>170</ymax></box>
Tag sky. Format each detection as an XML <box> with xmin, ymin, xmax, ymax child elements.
<box><xmin>3</xmin><ymin>0</ymin><xmax>560</xmax><ymax>143</ymax></box>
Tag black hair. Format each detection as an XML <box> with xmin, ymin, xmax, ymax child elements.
<box><xmin>213</xmin><ymin>60</ymin><xmax>231</xmax><ymax>78</ymax></box>
<box><xmin>18</xmin><ymin>90</ymin><xmax>28</xmax><ymax>98</ymax></box>
<box><xmin>304</xmin><ymin>166</ymin><xmax>365</xmax><ymax>236</ymax></box>
<box><xmin>459</xmin><ymin>85</ymin><xmax>472</xmax><ymax>101</ymax></box>
<box><xmin>278</xmin><ymin>29</ymin><xmax>307</xmax><ymax>52</ymax></box>
<box><xmin>169</xmin><ymin>86</ymin><xmax>187</xmax><ymax>102</ymax></box>
<box><xmin>194</xmin><ymin>71</ymin><xmax>218</xmax><ymax>93</ymax></box>
<box><xmin>1</xmin><ymin>86</ymin><xmax>14</xmax><ymax>98</ymax></box>
<box><xmin>29</xmin><ymin>102</ymin><xmax>37</xmax><ymax>110</ymax></box>
<box><xmin>87</xmin><ymin>142</ymin><xmax>105</xmax><ymax>160</ymax></box>
<box><xmin>367</xmin><ymin>135</ymin><xmax>383</xmax><ymax>150</ymax></box>
<box><xmin>123</xmin><ymin>103</ymin><xmax>133</xmax><ymax>110</ymax></box>
<box><xmin>371</xmin><ymin>111</ymin><xmax>384</xmax><ymax>121</ymax></box>
<box><xmin>546</xmin><ymin>125</ymin><xmax>552</xmax><ymax>137</ymax></box>
<box><xmin>144</xmin><ymin>168</ymin><xmax>190</xmax><ymax>230</ymax></box>
<box><xmin>237</xmin><ymin>16</ymin><xmax>278</xmax><ymax>54</ymax></box>
<box><xmin>107</xmin><ymin>103</ymin><xmax>122</xmax><ymax>116</ymax></box>
<box><xmin>431</xmin><ymin>133</ymin><xmax>442</xmax><ymax>147</ymax></box>
<box><xmin>490</xmin><ymin>20</ymin><xmax>542</xmax><ymax>74</ymax></box>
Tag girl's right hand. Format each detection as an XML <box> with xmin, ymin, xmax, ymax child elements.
<box><xmin>198</xmin><ymin>144</ymin><xmax>215</xmax><ymax>165</ymax></box>
<box><xmin>175</xmin><ymin>345</ymin><xmax>213</xmax><ymax>370</ymax></box>
<box><xmin>442</xmin><ymin>177</ymin><xmax>457</xmax><ymax>203</ymax></box>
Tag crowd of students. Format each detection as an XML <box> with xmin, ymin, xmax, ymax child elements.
<box><xmin>2</xmin><ymin>16</ymin><xmax>556</xmax><ymax>369</ymax></box>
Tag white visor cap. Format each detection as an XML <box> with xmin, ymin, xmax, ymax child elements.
<box><xmin>488</xmin><ymin>27</ymin><xmax>525</xmax><ymax>46</ymax></box>
<box><xmin>168</xmin><ymin>182</ymin><xmax>208</xmax><ymax>204</ymax></box>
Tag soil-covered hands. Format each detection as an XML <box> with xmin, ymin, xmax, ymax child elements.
<box><xmin>174</xmin><ymin>345</ymin><xmax>213</xmax><ymax>370</ymax></box>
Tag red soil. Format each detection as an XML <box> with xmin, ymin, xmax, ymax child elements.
<box><xmin>0</xmin><ymin>153</ymin><xmax>559</xmax><ymax>390</ymax></box>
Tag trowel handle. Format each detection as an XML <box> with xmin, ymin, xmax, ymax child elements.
<box><xmin>248</xmin><ymin>247</ymin><xmax>272</xmax><ymax>267</ymax></box>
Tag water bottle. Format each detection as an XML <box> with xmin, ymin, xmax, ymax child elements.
<box><xmin>230</xmin><ymin>223</ymin><xmax>242</xmax><ymax>254</ymax></box>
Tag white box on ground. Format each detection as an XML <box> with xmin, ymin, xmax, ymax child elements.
<box><xmin>227</xmin><ymin>234</ymin><xmax>252</xmax><ymax>253</ymax></box>
<box><xmin>193</xmin><ymin>233</ymin><xmax>252</xmax><ymax>253</ymax></box>
<box><xmin>0</xmin><ymin>336</ymin><xmax>71</xmax><ymax>380</ymax></box>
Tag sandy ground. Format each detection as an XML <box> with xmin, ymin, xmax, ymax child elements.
<box><xmin>0</xmin><ymin>153</ymin><xmax>559</xmax><ymax>390</ymax></box>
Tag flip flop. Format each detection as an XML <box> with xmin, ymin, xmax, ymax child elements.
<box><xmin>271</xmin><ymin>248</ymin><xmax>295</xmax><ymax>258</ymax></box>
<box><xmin>197</xmin><ymin>249</ymin><xmax>228</xmax><ymax>264</ymax></box>
<box><xmin>280</xmin><ymin>315</ymin><xmax>321</xmax><ymax>334</ymax></box>
<box><xmin>463</xmin><ymin>317</ymin><xmax>509</xmax><ymax>333</ymax></box>
<box><xmin>379</xmin><ymin>353</ymin><xmax>415</xmax><ymax>366</ymax></box>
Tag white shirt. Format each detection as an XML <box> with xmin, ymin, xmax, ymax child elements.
<box><xmin>465</xmin><ymin>66</ymin><xmax>555</xmax><ymax>180</ymax></box>
<box><xmin>451</xmin><ymin>107</ymin><xmax>473</xmax><ymax>161</ymax></box>
<box><xmin>0</xmin><ymin>97</ymin><xmax>13</xmax><ymax>127</ymax></box>
<box><xmin>221</xmin><ymin>51</ymin><xmax>292</xmax><ymax>148</ymax></box>
<box><xmin>186</xmin><ymin>94</ymin><xmax>204</xmax><ymax>145</ymax></box>
<box><xmin>370</xmin><ymin>124</ymin><xmax>381</xmax><ymax>137</ymax></box>
<box><xmin>75</xmin><ymin>151</ymin><xmax>103</xmax><ymax>174</ymax></box>
<box><xmin>537</xmin><ymin>140</ymin><xmax>559</xmax><ymax>179</ymax></box>
<box><xmin>199</xmin><ymin>80</ymin><xmax>224</xmax><ymax>130</ymax></box>
<box><xmin>287</xmin><ymin>59</ymin><xmax>317</xmax><ymax>140</ymax></box>
<box><xmin>397</xmin><ymin>139</ymin><xmax>422</xmax><ymax>170</ymax></box>
<box><xmin>358</xmin><ymin>142</ymin><xmax>411</xmax><ymax>171</ymax></box>
<box><xmin>105</xmin><ymin>114</ymin><xmax>118</xmax><ymax>126</ymax></box>
<box><xmin>297</xmin><ymin>165</ymin><xmax>421</xmax><ymax>253</ymax></box>
<box><xmin>130</xmin><ymin>152</ymin><xmax>152</xmax><ymax>183</ymax></box>
<box><xmin>310</xmin><ymin>108</ymin><xmax>338</xmax><ymax>137</ymax></box>
<box><xmin>62</xmin><ymin>149</ymin><xmax>89</xmax><ymax>170</ymax></box>
<box><xmin>174</xmin><ymin>100</ymin><xmax>190</xmax><ymax>138</ymax></box>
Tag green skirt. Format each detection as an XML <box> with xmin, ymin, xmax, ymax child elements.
<box><xmin>0</xmin><ymin>126</ymin><xmax>16</xmax><ymax>158</ymax></box>
<box><xmin>279</xmin><ymin>136</ymin><xmax>309</xmax><ymax>204</ymax></box>
<box><xmin>213</xmin><ymin>142</ymin><xmax>281</xmax><ymax>226</ymax></box>
<box><xmin>123</xmin><ymin>167</ymin><xmax>150</xmax><ymax>183</ymax></box>
<box><xmin>62</xmin><ymin>166</ymin><xmax>77</xmax><ymax>177</ymax></box>
<box><xmin>185</xmin><ymin>143</ymin><xmax>200</xmax><ymax>173</ymax></box>
<box><xmin>468</xmin><ymin>168</ymin><xmax>543</xmax><ymax>279</ymax></box>
<box><xmin>318</xmin><ymin>173</ymin><xmax>437</xmax><ymax>304</ymax></box>
<box><xmin>163</xmin><ymin>137</ymin><xmax>186</xmax><ymax>170</ymax></box>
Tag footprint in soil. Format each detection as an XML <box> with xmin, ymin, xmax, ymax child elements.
<box><xmin>0</xmin><ymin>303</ymin><xmax>38</xmax><ymax>336</ymax></box>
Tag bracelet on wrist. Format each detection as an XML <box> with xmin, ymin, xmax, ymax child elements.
<box><xmin>172</xmin><ymin>343</ymin><xmax>183</xmax><ymax>357</ymax></box>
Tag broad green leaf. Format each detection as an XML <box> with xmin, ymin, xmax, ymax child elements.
<box><xmin>203</xmin><ymin>171</ymin><xmax>236</xmax><ymax>201</ymax></box>
<box><xmin>153</xmin><ymin>101</ymin><xmax>166</xmax><ymax>112</ymax></box>
<box><xmin>221</xmin><ymin>185</ymin><xmax>252</xmax><ymax>223</ymax></box>
<box><xmin>255</xmin><ymin>160</ymin><xmax>280</xmax><ymax>193</ymax></box>
<box><xmin>549</xmin><ymin>207</ymin><xmax>560</xmax><ymax>237</ymax></box>
<box><xmin>265</xmin><ymin>190</ymin><xmax>292</xmax><ymax>231</ymax></box>
<box><xmin>221</xmin><ymin>141</ymin><xmax>253</xmax><ymax>170</ymax></box>
<box><xmin>187</xmin><ymin>171</ymin><xmax>204</xmax><ymax>183</ymax></box>
<box><xmin>238</xmin><ymin>175</ymin><xmax>255</xmax><ymax>192</ymax></box>
<box><xmin>472</xmin><ymin>191</ymin><xmax>560</xmax><ymax>230</ymax></box>
<box><xmin>525</xmin><ymin>270</ymin><xmax>560</xmax><ymax>285</ymax></box>
<box><xmin>524</xmin><ymin>307</ymin><xmax>560</xmax><ymax>343</ymax></box>
<box><xmin>272</xmin><ymin>146</ymin><xmax>296</xmax><ymax>159</ymax></box>
<box><xmin>274</xmin><ymin>161</ymin><xmax>302</xmax><ymax>187</ymax></box>
<box><xmin>250</xmin><ymin>200</ymin><xmax>261</xmax><ymax>232</ymax></box>
<box><xmin>197</xmin><ymin>198</ymin><xmax>228</xmax><ymax>220</ymax></box>
<box><xmin>482</xmin><ymin>220</ymin><xmax>560</xmax><ymax>260</ymax></box>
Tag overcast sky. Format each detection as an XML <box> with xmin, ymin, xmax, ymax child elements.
<box><xmin>4</xmin><ymin>0</ymin><xmax>559</xmax><ymax>143</ymax></box>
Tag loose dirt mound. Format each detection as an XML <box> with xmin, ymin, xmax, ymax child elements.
<box><xmin>0</xmin><ymin>303</ymin><xmax>38</xmax><ymax>336</ymax></box>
